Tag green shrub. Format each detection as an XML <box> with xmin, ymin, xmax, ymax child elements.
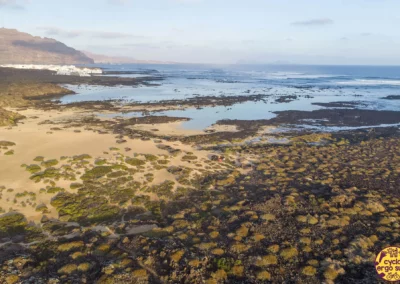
<box><xmin>81</xmin><ymin>166</ymin><xmax>113</xmax><ymax>180</ymax></box>
<box><xmin>0</xmin><ymin>212</ymin><xmax>28</xmax><ymax>237</ymax></box>
<box><xmin>26</xmin><ymin>164</ymin><xmax>42</xmax><ymax>174</ymax></box>
<box><xmin>125</xmin><ymin>158</ymin><xmax>146</xmax><ymax>166</ymax></box>
<box><xmin>0</xmin><ymin>141</ymin><xmax>15</xmax><ymax>147</ymax></box>
<box><xmin>4</xmin><ymin>150</ymin><xmax>14</xmax><ymax>155</ymax></box>
<box><xmin>33</xmin><ymin>156</ymin><xmax>44</xmax><ymax>162</ymax></box>
<box><xmin>41</xmin><ymin>159</ymin><xmax>59</xmax><ymax>168</ymax></box>
<box><xmin>57</xmin><ymin>241</ymin><xmax>84</xmax><ymax>252</ymax></box>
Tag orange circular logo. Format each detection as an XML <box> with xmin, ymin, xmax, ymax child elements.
<box><xmin>375</xmin><ymin>247</ymin><xmax>400</xmax><ymax>282</ymax></box>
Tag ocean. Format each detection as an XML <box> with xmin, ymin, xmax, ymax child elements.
<box><xmin>61</xmin><ymin>64</ymin><xmax>400</xmax><ymax>130</ymax></box>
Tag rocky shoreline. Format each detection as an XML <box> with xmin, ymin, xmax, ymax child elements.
<box><xmin>0</xmin><ymin>67</ymin><xmax>399</xmax><ymax>283</ymax></box>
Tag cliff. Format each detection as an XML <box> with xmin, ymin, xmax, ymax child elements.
<box><xmin>0</xmin><ymin>28</ymin><xmax>94</xmax><ymax>64</ymax></box>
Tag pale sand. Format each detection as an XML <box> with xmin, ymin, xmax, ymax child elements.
<box><xmin>130</xmin><ymin>122</ymin><xmax>204</xmax><ymax>136</ymax></box>
<box><xmin>0</xmin><ymin>108</ymin><xmax>215</xmax><ymax>222</ymax></box>
<box><xmin>206</xmin><ymin>124</ymin><xmax>239</xmax><ymax>133</ymax></box>
<box><xmin>256</xmin><ymin>125</ymin><xmax>276</xmax><ymax>136</ymax></box>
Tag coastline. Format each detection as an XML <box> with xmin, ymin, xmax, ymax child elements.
<box><xmin>0</xmin><ymin>66</ymin><xmax>399</xmax><ymax>283</ymax></box>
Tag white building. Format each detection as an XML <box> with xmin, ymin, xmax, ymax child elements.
<box><xmin>0</xmin><ymin>64</ymin><xmax>103</xmax><ymax>77</ymax></box>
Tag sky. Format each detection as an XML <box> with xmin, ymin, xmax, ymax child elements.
<box><xmin>1</xmin><ymin>0</ymin><xmax>400</xmax><ymax>65</ymax></box>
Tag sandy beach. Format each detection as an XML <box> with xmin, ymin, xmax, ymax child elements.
<box><xmin>0</xmin><ymin>107</ymin><xmax>222</xmax><ymax>222</ymax></box>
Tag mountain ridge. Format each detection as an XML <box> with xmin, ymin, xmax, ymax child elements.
<box><xmin>0</xmin><ymin>28</ymin><xmax>94</xmax><ymax>64</ymax></box>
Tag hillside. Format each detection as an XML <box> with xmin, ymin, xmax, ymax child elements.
<box><xmin>0</xmin><ymin>28</ymin><xmax>94</xmax><ymax>64</ymax></box>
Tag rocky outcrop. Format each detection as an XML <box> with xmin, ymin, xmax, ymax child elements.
<box><xmin>0</xmin><ymin>83</ymin><xmax>73</xmax><ymax>108</ymax></box>
<box><xmin>0</xmin><ymin>28</ymin><xmax>94</xmax><ymax>64</ymax></box>
<box><xmin>0</xmin><ymin>107</ymin><xmax>25</xmax><ymax>127</ymax></box>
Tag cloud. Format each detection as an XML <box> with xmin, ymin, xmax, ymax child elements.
<box><xmin>0</xmin><ymin>0</ymin><xmax>26</xmax><ymax>9</ymax></box>
<box><xmin>291</xmin><ymin>18</ymin><xmax>334</xmax><ymax>26</ymax></box>
<box><xmin>107</xmin><ymin>0</ymin><xmax>130</xmax><ymax>5</ymax></box>
<box><xmin>38</xmin><ymin>27</ymin><xmax>145</xmax><ymax>39</ymax></box>
<box><xmin>0</xmin><ymin>0</ymin><xmax>13</xmax><ymax>5</ymax></box>
<box><xmin>107</xmin><ymin>0</ymin><xmax>201</xmax><ymax>5</ymax></box>
<box><xmin>173</xmin><ymin>0</ymin><xmax>202</xmax><ymax>3</ymax></box>
<box><xmin>361</xmin><ymin>32</ymin><xmax>372</xmax><ymax>36</ymax></box>
<box><xmin>241</xmin><ymin>40</ymin><xmax>257</xmax><ymax>44</ymax></box>
<box><xmin>122</xmin><ymin>42</ymin><xmax>161</xmax><ymax>49</ymax></box>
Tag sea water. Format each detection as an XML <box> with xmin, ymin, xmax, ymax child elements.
<box><xmin>60</xmin><ymin>64</ymin><xmax>400</xmax><ymax>130</ymax></box>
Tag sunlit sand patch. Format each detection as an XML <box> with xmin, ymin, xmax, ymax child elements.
<box><xmin>0</xmin><ymin>108</ymin><xmax>231</xmax><ymax>222</ymax></box>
